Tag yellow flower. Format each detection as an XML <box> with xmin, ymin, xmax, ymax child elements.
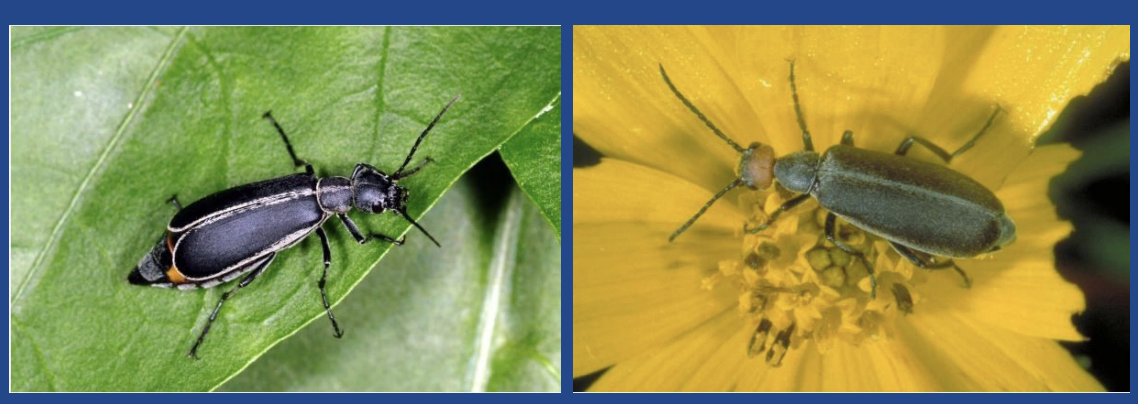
<box><xmin>573</xmin><ymin>26</ymin><xmax>1128</xmax><ymax>391</ymax></box>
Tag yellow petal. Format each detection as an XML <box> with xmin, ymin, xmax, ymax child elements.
<box><xmin>728</xmin><ymin>26</ymin><xmax>958</xmax><ymax>154</ymax></box>
<box><xmin>734</xmin><ymin>341</ymin><xmax>809</xmax><ymax>391</ymax></box>
<box><xmin>901</xmin><ymin>307</ymin><xmax>1103</xmax><ymax>391</ymax></box>
<box><xmin>574</xmin><ymin>159</ymin><xmax>742</xmax><ymax>228</ymax></box>
<box><xmin>574</xmin><ymin>26</ymin><xmax>765</xmax><ymax>192</ymax></box>
<box><xmin>920</xmin><ymin>145</ymin><xmax>1086</xmax><ymax>341</ymax></box>
<box><xmin>943</xmin><ymin>26</ymin><xmax>1129</xmax><ymax>186</ymax></box>
<box><xmin>574</xmin><ymin>160</ymin><xmax>741</xmax><ymax>376</ymax></box>
<box><xmin>679</xmin><ymin>327</ymin><xmax>753</xmax><ymax>391</ymax></box>
<box><xmin>795</xmin><ymin>340</ymin><xmax>941</xmax><ymax>391</ymax></box>
<box><xmin>589</xmin><ymin>312</ymin><xmax>741</xmax><ymax>391</ymax></box>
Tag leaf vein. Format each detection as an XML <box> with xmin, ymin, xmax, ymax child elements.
<box><xmin>13</xmin><ymin>26</ymin><xmax>189</xmax><ymax>305</ymax></box>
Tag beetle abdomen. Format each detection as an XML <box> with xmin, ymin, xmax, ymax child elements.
<box><xmin>173</xmin><ymin>195</ymin><xmax>325</xmax><ymax>279</ymax></box>
<box><xmin>813</xmin><ymin>146</ymin><xmax>1011</xmax><ymax>257</ymax></box>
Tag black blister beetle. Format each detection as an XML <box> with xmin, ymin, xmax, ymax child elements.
<box><xmin>661</xmin><ymin>62</ymin><xmax>1016</xmax><ymax>298</ymax></box>
<box><xmin>129</xmin><ymin>95</ymin><xmax>460</xmax><ymax>358</ymax></box>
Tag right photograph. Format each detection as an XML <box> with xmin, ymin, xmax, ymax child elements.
<box><xmin>573</xmin><ymin>25</ymin><xmax>1129</xmax><ymax>392</ymax></box>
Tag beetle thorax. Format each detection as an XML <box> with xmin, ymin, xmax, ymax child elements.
<box><xmin>773</xmin><ymin>150</ymin><xmax>820</xmax><ymax>193</ymax></box>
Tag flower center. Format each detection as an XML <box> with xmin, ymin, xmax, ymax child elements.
<box><xmin>704</xmin><ymin>191</ymin><xmax>922</xmax><ymax>367</ymax></box>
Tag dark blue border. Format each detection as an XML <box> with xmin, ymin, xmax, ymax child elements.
<box><xmin>6</xmin><ymin>0</ymin><xmax>1138</xmax><ymax>397</ymax></box>
<box><xmin>562</xmin><ymin>24</ymin><xmax>574</xmax><ymax>394</ymax></box>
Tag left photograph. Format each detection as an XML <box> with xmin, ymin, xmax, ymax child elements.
<box><xmin>11</xmin><ymin>26</ymin><xmax>562</xmax><ymax>392</ymax></box>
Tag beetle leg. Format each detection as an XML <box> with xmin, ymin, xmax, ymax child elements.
<box><xmin>338</xmin><ymin>214</ymin><xmax>367</xmax><ymax>243</ymax></box>
<box><xmin>840</xmin><ymin>130</ymin><xmax>854</xmax><ymax>146</ymax></box>
<box><xmin>166</xmin><ymin>195</ymin><xmax>183</xmax><ymax>210</ymax></box>
<box><xmin>949</xmin><ymin>104</ymin><xmax>1002</xmax><ymax>159</ymax></box>
<box><xmin>316</xmin><ymin>228</ymin><xmax>345</xmax><ymax>339</ymax></box>
<box><xmin>338</xmin><ymin>214</ymin><xmax>405</xmax><ymax>246</ymax></box>
<box><xmin>893</xmin><ymin>135</ymin><xmax>953</xmax><ymax>162</ymax></box>
<box><xmin>670</xmin><ymin>179</ymin><xmax>744</xmax><ymax>242</ymax></box>
<box><xmin>888</xmin><ymin>241</ymin><xmax>973</xmax><ymax>288</ymax></box>
<box><xmin>262</xmin><ymin>110</ymin><xmax>310</xmax><ymax>169</ymax></box>
<box><xmin>824</xmin><ymin>213</ymin><xmax>877</xmax><ymax>298</ymax></box>
<box><xmin>744</xmin><ymin>192</ymin><xmax>812</xmax><ymax>234</ymax></box>
<box><xmin>187</xmin><ymin>253</ymin><xmax>275</xmax><ymax>359</ymax></box>
<box><xmin>895</xmin><ymin>105</ymin><xmax>1002</xmax><ymax>163</ymax></box>
<box><xmin>787</xmin><ymin>59</ymin><xmax>814</xmax><ymax>152</ymax></box>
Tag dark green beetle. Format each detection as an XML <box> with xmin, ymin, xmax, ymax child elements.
<box><xmin>661</xmin><ymin>62</ymin><xmax>1015</xmax><ymax>297</ymax></box>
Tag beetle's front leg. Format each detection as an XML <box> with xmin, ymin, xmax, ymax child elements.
<box><xmin>744</xmin><ymin>192</ymin><xmax>812</xmax><ymax>234</ymax></box>
<box><xmin>315</xmin><ymin>227</ymin><xmax>344</xmax><ymax>338</ymax></box>
<box><xmin>824</xmin><ymin>212</ymin><xmax>877</xmax><ymax>298</ymax></box>
<box><xmin>888</xmin><ymin>241</ymin><xmax>972</xmax><ymax>288</ymax></box>
<box><xmin>337</xmin><ymin>214</ymin><xmax>405</xmax><ymax>246</ymax></box>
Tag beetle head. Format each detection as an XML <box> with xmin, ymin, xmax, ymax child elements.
<box><xmin>739</xmin><ymin>142</ymin><xmax>776</xmax><ymax>190</ymax></box>
<box><xmin>349</xmin><ymin>163</ymin><xmax>440</xmax><ymax>247</ymax></box>
<box><xmin>350</xmin><ymin>163</ymin><xmax>406</xmax><ymax>214</ymax></box>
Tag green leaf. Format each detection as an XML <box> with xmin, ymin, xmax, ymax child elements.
<box><xmin>500</xmin><ymin>97</ymin><xmax>562</xmax><ymax>240</ymax></box>
<box><xmin>219</xmin><ymin>163</ymin><xmax>562</xmax><ymax>391</ymax></box>
<box><xmin>11</xmin><ymin>26</ymin><xmax>560</xmax><ymax>391</ymax></box>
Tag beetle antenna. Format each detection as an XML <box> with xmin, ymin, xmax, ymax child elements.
<box><xmin>670</xmin><ymin>179</ymin><xmax>744</xmax><ymax>242</ymax></box>
<box><xmin>397</xmin><ymin>208</ymin><xmax>441</xmax><ymax>248</ymax></box>
<box><xmin>394</xmin><ymin>94</ymin><xmax>461</xmax><ymax>178</ymax></box>
<box><xmin>659</xmin><ymin>64</ymin><xmax>746</xmax><ymax>153</ymax></box>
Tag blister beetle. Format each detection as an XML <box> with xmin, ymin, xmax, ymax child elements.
<box><xmin>660</xmin><ymin>62</ymin><xmax>1016</xmax><ymax>297</ymax></box>
<box><xmin>128</xmin><ymin>95</ymin><xmax>460</xmax><ymax>358</ymax></box>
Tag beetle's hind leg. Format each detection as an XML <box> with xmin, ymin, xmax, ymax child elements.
<box><xmin>888</xmin><ymin>241</ymin><xmax>972</xmax><ymax>288</ymax></box>
<box><xmin>315</xmin><ymin>228</ymin><xmax>344</xmax><ymax>338</ymax></box>
<box><xmin>824</xmin><ymin>212</ymin><xmax>878</xmax><ymax>298</ymax></box>
<box><xmin>894</xmin><ymin>105</ymin><xmax>1002</xmax><ymax>163</ymax></box>
<box><xmin>187</xmin><ymin>253</ymin><xmax>275</xmax><ymax>359</ymax></box>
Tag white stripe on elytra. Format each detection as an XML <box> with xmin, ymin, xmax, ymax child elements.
<box><xmin>314</xmin><ymin>178</ymin><xmax>351</xmax><ymax>213</ymax></box>
<box><xmin>168</xmin><ymin>189</ymin><xmax>316</xmax><ymax>233</ymax></box>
